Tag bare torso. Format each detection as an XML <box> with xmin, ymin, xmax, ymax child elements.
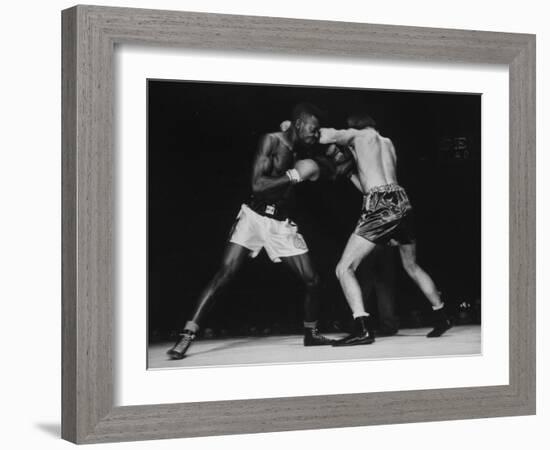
<box><xmin>351</xmin><ymin>130</ymin><xmax>397</xmax><ymax>192</ymax></box>
<box><xmin>250</xmin><ymin>131</ymin><xmax>297</xmax><ymax>203</ymax></box>
<box><xmin>265</xmin><ymin>132</ymin><xmax>296</xmax><ymax>177</ymax></box>
<box><xmin>319</xmin><ymin>127</ymin><xmax>397</xmax><ymax>193</ymax></box>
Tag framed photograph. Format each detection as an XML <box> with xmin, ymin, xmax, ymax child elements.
<box><xmin>62</xmin><ymin>5</ymin><xmax>535</xmax><ymax>444</ymax></box>
<box><xmin>146</xmin><ymin>80</ymin><xmax>482</xmax><ymax>371</ymax></box>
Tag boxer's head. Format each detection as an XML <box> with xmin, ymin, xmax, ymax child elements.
<box><xmin>347</xmin><ymin>111</ymin><xmax>376</xmax><ymax>130</ymax></box>
<box><xmin>291</xmin><ymin>102</ymin><xmax>323</xmax><ymax>146</ymax></box>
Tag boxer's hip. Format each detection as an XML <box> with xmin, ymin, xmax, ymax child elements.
<box><xmin>355</xmin><ymin>184</ymin><xmax>415</xmax><ymax>246</ymax></box>
<box><xmin>229</xmin><ymin>204</ymin><xmax>308</xmax><ymax>262</ymax></box>
<box><xmin>362</xmin><ymin>183</ymin><xmax>412</xmax><ymax>215</ymax></box>
<box><xmin>246</xmin><ymin>195</ymin><xmax>293</xmax><ymax>221</ymax></box>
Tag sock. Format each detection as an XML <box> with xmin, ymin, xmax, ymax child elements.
<box><xmin>353</xmin><ymin>312</ymin><xmax>369</xmax><ymax>319</ymax></box>
<box><xmin>303</xmin><ymin>321</ymin><xmax>318</xmax><ymax>329</ymax></box>
<box><xmin>184</xmin><ymin>320</ymin><xmax>200</xmax><ymax>334</ymax></box>
<box><xmin>432</xmin><ymin>303</ymin><xmax>445</xmax><ymax>311</ymax></box>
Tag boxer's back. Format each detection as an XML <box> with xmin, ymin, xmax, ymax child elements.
<box><xmin>379</xmin><ymin>136</ymin><xmax>398</xmax><ymax>185</ymax></box>
<box><xmin>354</xmin><ymin>130</ymin><xmax>397</xmax><ymax>190</ymax></box>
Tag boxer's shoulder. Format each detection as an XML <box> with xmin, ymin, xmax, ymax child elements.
<box><xmin>358</xmin><ymin>127</ymin><xmax>379</xmax><ymax>139</ymax></box>
<box><xmin>387</xmin><ymin>137</ymin><xmax>395</xmax><ymax>147</ymax></box>
<box><xmin>266</xmin><ymin>131</ymin><xmax>286</xmax><ymax>140</ymax></box>
<box><xmin>353</xmin><ymin>127</ymin><xmax>379</xmax><ymax>148</ymax></box>
<box><xmin>265</xmin><ymin>131</ymin><xmax>292</xmax><ymax>151</ymax></box>
<box><xmin>259</xmin><ymin>132</ymin><xmax>283</xmax><ymax>150</ymax></box>
<box><xmin>379</xmin><ymin>135</ymin><xmax>395</xmax><ymax>150</ymax></box>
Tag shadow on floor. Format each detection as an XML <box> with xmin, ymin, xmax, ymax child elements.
<box><xmin>35</xmin><ymin>423</ymin><xmax>61</xmax><ymax>438</ymax></box>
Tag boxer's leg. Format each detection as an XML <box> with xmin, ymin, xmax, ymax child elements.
<box><xmin>167</xmin><ymin>242</ymin><xmax>250</xmax><ymax>359</ymax></box>
<box><xmin>333</xmin><ymin>234</ymin><xmax>377</xmax><ymax>346</ymax></box>
<box><xmin>188</xmin><ymin>242</ymin><xmax>251</xmax><ymax>325</ymax></box>
<box><xmin>282</xmin><ymin>253</ymin><xmax>321</xmax><ymax>323</ymax></box>
<box><xmin>356</xmin><ymin>248</ymin><xmax>378</xmax><ymax>322</ymax></box>
<box><xmin>281</xmin><ymin>253</ymin><xmax>335</xmax><ymax>346</ymax></box>
<box><xmin>399</xmin><ymin>243</ymin><xmax>451</xmax><ymax>337</ymax></box>
<box><xmin>375</xmin><ymin>247</ymin><xmax>399</xmax><ymax>335</ymax></box>
<box><xmin>335</xmin><ymin>234</ymin><xmax>377</xmax><ymax>317</ymax></box>
<box><xmin>399</xmin><ymin>243</ymin><xmax>442</xmax><ymax>308</ymax></box>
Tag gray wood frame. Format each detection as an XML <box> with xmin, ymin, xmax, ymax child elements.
<box><xmin>62</xmin><ymin>4</ymin><xmax>536</xmax><ymax>444</ymax></box>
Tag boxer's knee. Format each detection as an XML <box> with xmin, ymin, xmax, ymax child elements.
<box><xmin>303</xmin><ymin>272</ymin><xmax>321</xmax><ymax>289</ymax></box>
<box><xmin>402</xmin><ymin>260</ymin><xmax>419</xmax><ymax>279</ymax></box>
<box><xmin>335</xmin><ymin>261</ymin><xmax>353</xmax><ymax>280</ymax></box>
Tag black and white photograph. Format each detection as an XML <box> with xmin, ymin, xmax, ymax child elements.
<box><xmin>2</xmin><ymin>0</ymin><xmax>543</xmax><ymax>447</ymax></box>
<box><xmin>147</xmin><ymin>80</ymin><xmax>481</xmax><ymax>369</ymax></box>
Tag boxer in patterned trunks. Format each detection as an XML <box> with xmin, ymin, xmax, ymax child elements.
<box><xmin>167</xmin><ymin>103</ymin><xmax>348</xmax><ymax>360</ymax></box>
<box><xmin>319</xmin><ymin>112</ymin><xmax>452</xmax><ymax>345</ymax></box>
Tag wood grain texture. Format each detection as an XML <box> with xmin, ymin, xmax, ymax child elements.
<box><xmin>508</xmin><ymin>36</ymin><xmax>536</xmax><ymax>411</ymax></box>
<box><xmin>61</xmin><ymin>4</ymin><xmax>536</xmax><ymax>444</ymax></box>
<box><xmin>61</xmin><ymin>6</ymin><xmax>77</xmax><ymax>443</ymax></box>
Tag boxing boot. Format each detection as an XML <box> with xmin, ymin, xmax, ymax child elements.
<box><xmin>427</xmin><ymin>306</ymin><xmax>452</xmax><ymax>338</ymax></box>
<box><xmin>332</xmin><ymin>316</ymin><xmax>375</xmax><ymax>346</ymax></box>
<box><xmin>303</xmin><ymin>327</ymin><xmax>336</xmax><ymax>346</ymax></box>
<box><xmin>167</xmin><ymin>329</ymin><xmax>196</xmax><ymax>359</ymax></box>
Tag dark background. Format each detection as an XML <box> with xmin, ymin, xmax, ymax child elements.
<box><xmin>148</xmin><ymin>79</ymin><xmax>481</xmax><ymax>341</ymax></box>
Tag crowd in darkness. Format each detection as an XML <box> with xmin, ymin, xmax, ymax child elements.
<box><xmin>147</xmin><ymin>80</ymin><xmax>481</xmax><ymax>341</ymax></box>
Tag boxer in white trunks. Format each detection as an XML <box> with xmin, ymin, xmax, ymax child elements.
<box><xmin>167</xmin><ymin>103</ymin><xmax>342</xmax><ymax>360</ymax></box>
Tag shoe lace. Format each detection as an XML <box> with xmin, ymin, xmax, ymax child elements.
<box><xmin>311</xmin><ymin>328</ymin><xmax>332</xmax><ymax>342</ymax></box>
<box><xmin>173</xmin><ymin>332</ymin><xmax>195</xmax><ymax>352</ymax></box>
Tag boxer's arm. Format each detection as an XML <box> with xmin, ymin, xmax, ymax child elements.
<box><xmin>251</xmin><ymin>135</ymin><xmax>292</xmax><ymax>194</ymax></box>
<box><xmin>333</xmin><ymin>158</ymin><xmax>356</xmax><ymax>179</ymax></box>
<box><xmin>349</xmin><ymin>173</ymin><xmax>364</xmax><ymax>193</ymax></box>
<box><xmin>323</xmin><ymin>144</ymin><xmax>356</xmax><ymax>180</ymax></box>
<box><xmin>319</xmin><ymin>128</ymin><xmax>359</xmax><ymax>146</ymax></box>
<box><xmin>325</xmin><ymin>144</ymin><xmax>339</xmax><ymax>159</ymax></box>
<box><xmin>310</xmin><ymin>153</ymin><xmax>354</xmax><ymax>181</ymax></box>
<box><xmin>320</xmin><ymin>127</ymin><xmax>380</xmax><ymax>148</ymax></box>
<box><xmin>280</xmin><ymin>122</ymin><xmax>364</xmax><ymax>147</ymax></box>
<box><xmin>309</xmin><ymin>154</ymin><xmax>336</xmax><ymax>180</ymax></box>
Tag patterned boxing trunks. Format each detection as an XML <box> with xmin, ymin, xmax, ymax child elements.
<box><xmin>354</xmin><ymin>184</ymin><xmax>415</xmax><ymax>246</ymax></box>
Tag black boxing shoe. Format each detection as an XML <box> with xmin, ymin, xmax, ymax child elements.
<box><xmin>304</xmin><ymin>327</ymin><xmax>336</xmax><ymax>346</ymax></box>
<box><xmin>427</xmin><ymin>306</ymin><xmax>452</xmax><ymax>338</ymax></box>
<box><xmin>332</xmin><ymin>316</ymin><xmax>375</xmax><ymax>346</ymax></box>
<box><xmin>167</xmin><ymin>330</ymin><xmax>196</xmax><ymax>359</ymax></box>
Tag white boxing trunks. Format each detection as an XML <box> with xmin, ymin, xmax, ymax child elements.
<box><xmin>229</xmin><ymin>204</ymin><xmax>308</xmax><ymax>262</ymax></box>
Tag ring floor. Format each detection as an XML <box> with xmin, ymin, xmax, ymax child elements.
<box><xmin>148</xmin><ymin>324</ymin><xmax>481</xmax><ymax>369</ymax></box>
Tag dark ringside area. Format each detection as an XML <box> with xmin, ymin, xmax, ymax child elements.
<box><xmin>147</xmin><ymin>80</ymin><xmax>481</xmax><ymax>341</ymax></box>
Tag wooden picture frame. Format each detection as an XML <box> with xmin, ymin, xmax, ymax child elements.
<box><xmin>62</xmin><ymin>4</ymin><xmax>535</xmax><ymax>444</ymax></box>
